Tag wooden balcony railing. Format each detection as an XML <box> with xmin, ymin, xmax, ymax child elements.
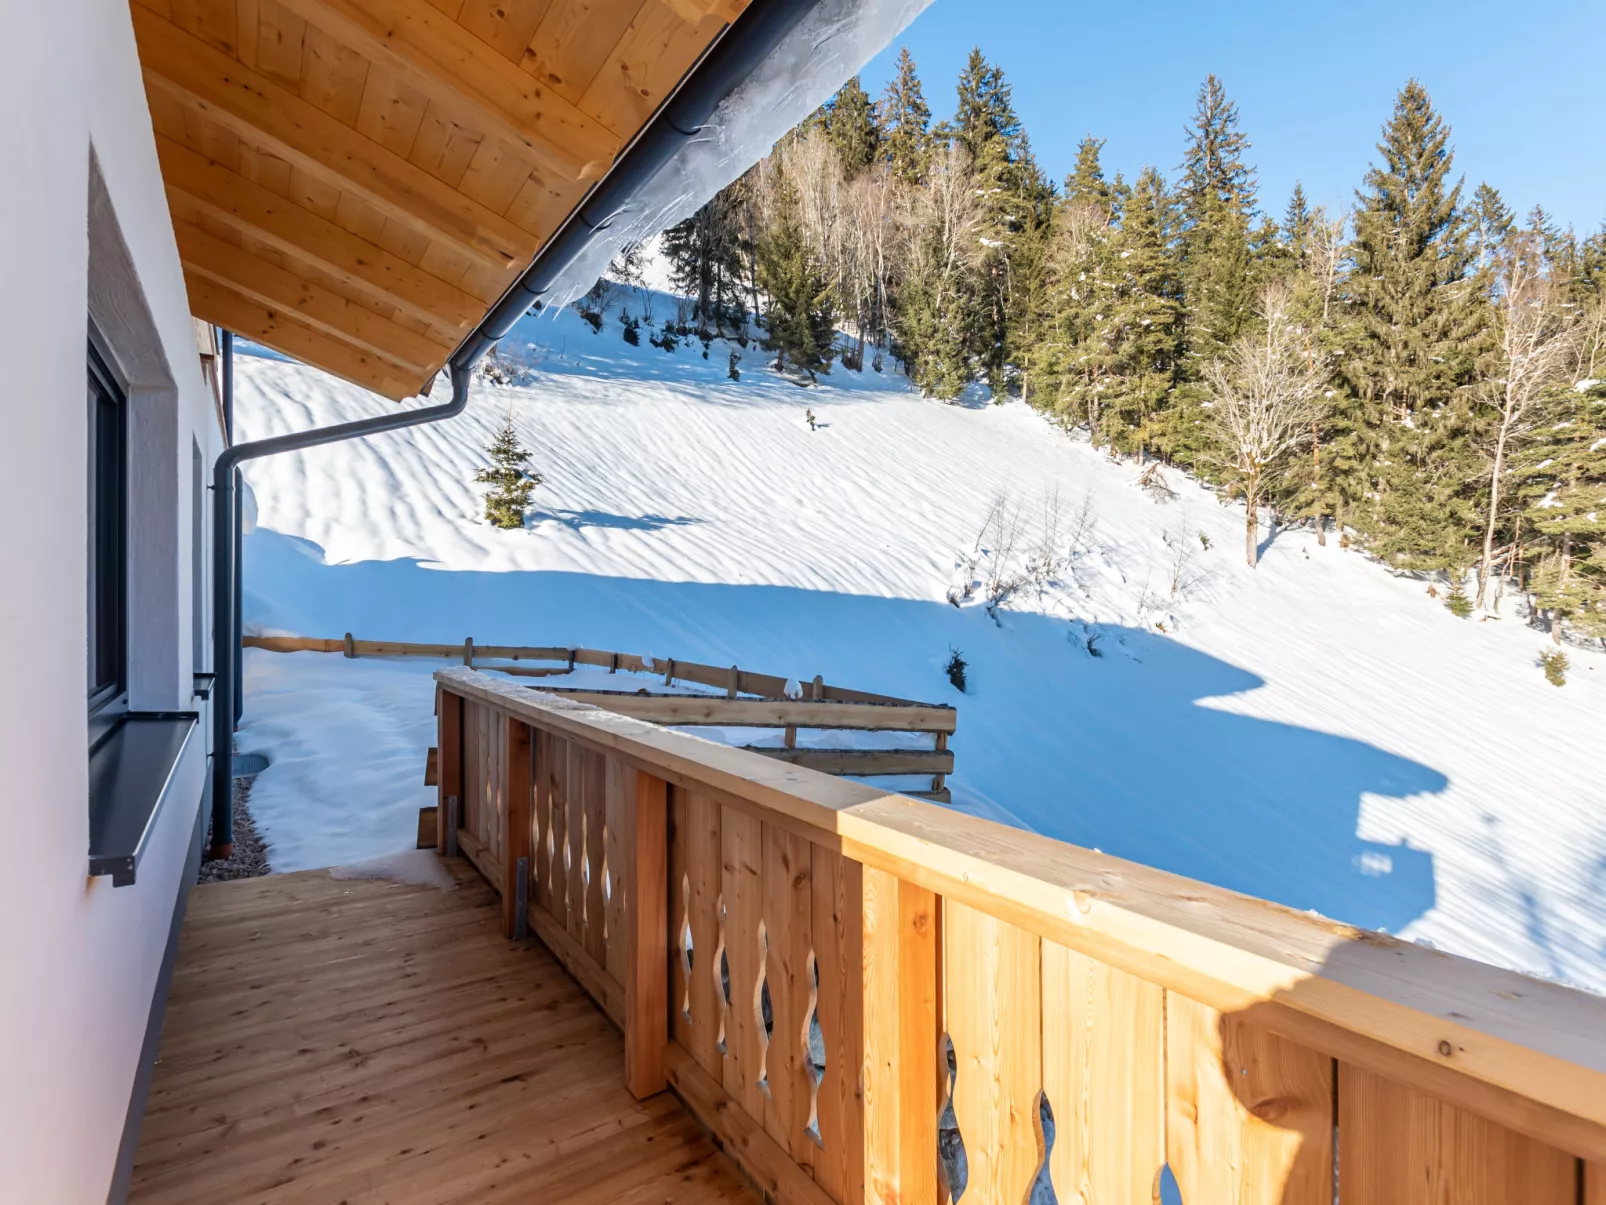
<box><xmin>250</xmin><ymin>631</ymin><xmax>958</xmax><ymax>799</ymax></box>
<box><xmin>433</xmin><ymin>666</ymin><xmax>1606</xmax><ymax>1205</ymax></box>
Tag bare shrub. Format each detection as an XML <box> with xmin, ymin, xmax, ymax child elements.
<box><xmin>1162</xmin><ymin>511</ymin><xmax>1209</xmax><ymax>600</ymax></box>
<box><xmin>1027</xmin><ymin>487</ymin><xmax>1064</xmax><ymax>597</ymax></box>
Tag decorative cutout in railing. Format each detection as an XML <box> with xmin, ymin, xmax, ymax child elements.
<box><xmin>939</xmin><ymin>1033</ymin><xmax>969</xmax><ymax>1201</ymax></box>
<box><xmin>804</xmin><ymin>950</ymin><xmax>824</xmax><ymax>1147</ymax></box>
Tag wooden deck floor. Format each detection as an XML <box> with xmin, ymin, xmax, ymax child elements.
<box><xmin>129</xmin><ymin>857</ymin><xmax>757</xmax><ymax>1205</ymax></box>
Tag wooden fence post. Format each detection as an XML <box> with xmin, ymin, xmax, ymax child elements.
<box><xmin>343</xmin><ymin>631</ymin><xmax>355</xmax><ymax>658</ymax></box>
<box><xmin>624</xmin><ymin>769</ymin><xmax>669</xmax><ymax>1098</ymax></box>
<box><xmin>463</xmin><ymin>636</ymin><xmax>474</xmax><ymax>667</ymax></box>
<box><xmin>503</xmin><ymin>716</ymin><xmax>532</xmax><ymax>940</ymax></box>
<box><xmin>436</xmin><ymin>688</ymin><xmax>462</xmax><ymax>856</ymax></box>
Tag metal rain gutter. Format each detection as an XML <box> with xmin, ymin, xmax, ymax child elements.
<box><xmin>206</xmin><ymin>0</ymin><xmax>828</xmax><ymax>857</ymax></box>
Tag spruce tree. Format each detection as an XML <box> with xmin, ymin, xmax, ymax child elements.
<box><xmin>1166</xmin><ymin>76</ymin><xmax>1262</xmax><ymax>468</ymax></box>
<box><xmin>1103</xmin><ymin>167</ymin><xmax>1185</xmax><ymax>454</ymax></box>
<box><xmin>1065</xmin><ymin>136</ymin><xmax>1115</xmax><ymax>219</ymax></box>
<box><xmin>1282</xmin><ymin>183</ymin><xmax>1313</xmax><ymax>264</ymax></box>
<box><xmin>951</xmin><ymin>49</ymin><xmax>1054</xmax><ymax>394</ymax></box>
<box><xmin>824</xmin><ymin>76</ymin><xmax>881</xmax><ymax>178</ymax></box>
<box><xmin>896</xmin><ymin>148</ymin><xmax>981</xmax><ymax>400</ymax></box>
<box><xmin>878</xmin><ymin>47</ymin><xmax>931</xmax><ymax>184</ymax></box>
<box><xmin>1342</xmin><ymin>80</ymin><xmax>1488</xmax><ymax>568</ymax></box>
<box><xmin>1177</xmin><ymin>75</ymin><xmax>1259</xmax><ymax>363</ymax></box>
<box><xmin>1513</xmin><ymin>379</ymin><xmax>1606</xmax><ymax>638</ymax></box>
<box><xmin>757</xmin><ymin>178</ymin><xmax>836</xmax><ymax>380</ymax></box>
<box><xmin>476</xmin><ymin>420</ymin><xmax>541</xmax><ymax>529</ymax></box>
<box><xmin>661</xmin><ymin>193</ymin><xmax>744</xmax><ymax>335</ymax></box>
<box><xmin>1031</xmin><ymin>145</ymin><xmax>1117</xmax><ymax>428</ymax></box>
<box><xmin>1470</xmin><ymin>182</ymin><xmax>1515</xmax><ymax>273</ymax></box>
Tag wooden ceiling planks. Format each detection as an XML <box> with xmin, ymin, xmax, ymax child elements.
<box><xmin>131</xmin><ymin>0</ymin><xmax>749</xmax><ymax>399</ymax></box>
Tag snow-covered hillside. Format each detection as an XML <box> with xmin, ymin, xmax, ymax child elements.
<box><xmin>235</xmin><ymin>297</ymin><xmax>1606</xmax><ymax>993</ymax></box>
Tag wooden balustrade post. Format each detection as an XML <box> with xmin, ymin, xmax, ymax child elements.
<box><xmin>436</xmin><ymin>687</ymin><xmax>462</xmax><ymax>856</ymax></box>
<box><xmin>624</xmin><ymin>769</ymin><xmax>669</xmax><ymax>1099</ymax></box>
<box><xmin>861</xmin><ymin>868</ymin><xmax>940</xmax><ymax>1205</ymax></box>
<box><xmin>502</xmin><ymin>716</ymin><xmax>531</xmax><ymax>940</ymax></box>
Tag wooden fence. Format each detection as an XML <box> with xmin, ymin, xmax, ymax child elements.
<box><xmin>248</xmin><ymin>632</ymin><xmax>957</xmax><ymax>799</ymax></box>
<box><xmin>432</xmin><ymin>666</ymin><xmax>1606</xmax><ymax>1205</ymax></box>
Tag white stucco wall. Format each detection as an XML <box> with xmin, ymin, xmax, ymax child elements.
<box><xmin>0</xmin><ymin>1</ymin><xmax>222</xmax><ymax>1199</ymax></box>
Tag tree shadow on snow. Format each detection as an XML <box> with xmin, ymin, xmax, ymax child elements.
<box><xmin>535</xmin><ymin>508</ymin><xmax>703</xmax><ymax>532</ymax></box>
<box><xmin>245</xmin><ymin>526</ymin><xmax>1445</xmax><ymax>938</ymax></box>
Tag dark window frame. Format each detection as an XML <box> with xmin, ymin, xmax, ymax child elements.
<box><xmin>88</xmin><ymin>340</ymin><xmax>128</xmax><ymax>723</ymax></box>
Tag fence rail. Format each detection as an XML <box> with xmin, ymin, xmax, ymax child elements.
<box><xmin>433</xmin><ymin>666</ymin><xmax>1606</xmax><ymax>1205</ymax></box>
<box><xmin>246</xmin><ymin>632</ymin><xmax>957</xmax><ymax>798</ymax></box>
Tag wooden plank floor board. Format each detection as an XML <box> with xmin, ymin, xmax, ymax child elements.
<box><xmin>130</xmin><ymin>859</ymin><xmax>758</xmax><ymax>1204</ymax></box>
<box><xmin>133</xmin><ymin>1005</ymin><xmax>619</xmax><ymax>1174</ymax></box>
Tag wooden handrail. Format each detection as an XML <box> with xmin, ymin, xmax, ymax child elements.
<box><xmin>434</xmin><ymin>666</ymin><xmax>1606</xmax><ymax>1203</ymax></box>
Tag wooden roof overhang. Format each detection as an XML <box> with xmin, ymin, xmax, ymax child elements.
<box><xmin>132</xmin><ymin>0</ymin><xmax>749</xmax><ymax>400</ymax></box>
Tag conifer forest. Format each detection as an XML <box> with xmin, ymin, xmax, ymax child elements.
<box><xmin>631</xmin><ymin>50</ymin><xmax>1605</xmax><ymax>641</ymax></box>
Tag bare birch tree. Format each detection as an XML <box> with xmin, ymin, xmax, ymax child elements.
<box><xmin>1202</xmin><ymin>284</ymin><xmax>1330</xmax><ymax>567</ymax></box>
<box><xmin>1474</xmin><ymin>242</ymin><xmax>1580</xmax><ymax>607</ymax></box>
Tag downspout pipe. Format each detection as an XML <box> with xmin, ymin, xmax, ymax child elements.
<box><xmin>208</xmin><ymin>359</ymin><xmax>474</xmax><ymax>857</ymax></box>
<box><xmin>222</xmin><ymin>331</ymin><xmax>243</xmax><ymax>726</ymax></box>
<box><xmin>205</xmin><ymin>0</ymin><xmax>826</xmax><ymax>858</ymax></box>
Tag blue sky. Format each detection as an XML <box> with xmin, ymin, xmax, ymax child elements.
<box><xmin>860</xmin><ymin>0</ymin><xmax>1604</xmax><ymax>234</ymax></box>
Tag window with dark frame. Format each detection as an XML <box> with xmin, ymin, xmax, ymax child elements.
<box><xmin>88</xmin><ymin>343</ymin><xmax>127</xmax><ymax>717</ymax></box>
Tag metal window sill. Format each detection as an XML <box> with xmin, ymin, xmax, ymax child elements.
<box><xmin>88</xmin><ymin>712</ymin><xmax>198</xmax><ymax>887</ymax></box>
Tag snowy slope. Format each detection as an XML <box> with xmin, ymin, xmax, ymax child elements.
<box><xmin>235</xmin><ymin>297</ymin><xmax>1606</xmax><ymax>993</ymax></box>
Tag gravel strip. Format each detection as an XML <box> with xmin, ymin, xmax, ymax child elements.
<box><xmin>198</xmin><ymin>768</ymin><xmax>271</xmax><ymax>883</ymax></box>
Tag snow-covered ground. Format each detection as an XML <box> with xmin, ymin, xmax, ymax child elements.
<box><xmin>235</xmin><ymin>295</ymin><xmax>1606</xmax><ymax>993</ymax></box>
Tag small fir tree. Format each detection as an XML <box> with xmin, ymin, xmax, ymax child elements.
<box><xmin>1538</xmin><ymin>648</ymin><xmax>1569</xmax><ymax>687</ymax></box>
<box><xmin>475</xmin><ymin>420</ymin><xmax>541</xmax><ymax>530</ymax></box>
<box><xmin>945</xmin><ymin>647</ymin><xmax>968</xmax><ymax>692</ymax></box>
<box><xmin>1444</xmin><ymin>575</ymin><xmax>1473</xmax><ymax>617</ymax></box>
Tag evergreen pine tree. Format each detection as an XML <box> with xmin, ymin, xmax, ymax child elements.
<box><xmin>1165</xmin><ymin>76</ymin><xmax>1262</xmax><ymax>469</ymax></box>
<box><xmin>823</xmin><ymin>76</ymin><xmax>881</xmax><ymax>178</ymax></box>
<box><xmin>1065</xmin><ymin>136</ymin><xmax>1114</xmax><ymax>220</ymax></box>
<box><xmin>878</xmin><ymin>47</ymin><xmax>932</xmax><ymax>184</ymax></box>
<box><xmin>660</xmin><ymin>193</ymin><xmax>745</xmax><ymax>334</ymax></box>
<box><xmin>475</xmin><ymin>420</ymin><xmax>541</xmax><ymax>529</ymax></box>
<box><xmin>1342</xmin><ymin>80</ymin><xmax>1488</xmax><ymax>569</ymax></box>
<box><xmin>1282</xmin><ymin>183</ymin><xmax>1314</xmax><ymax>265</ymax></box>
<box><xmin>1577</xmin><ymin>223</ymin><xmax>1606</xmax><ymax>301</ymax></box>
<box><xmin>1030</xmin><ymin>145</ymin><xmax>1117</xmax><ymax>427</ymax></box>
<box><xmin>1513</xmin><ymin>379</ymin><xmax>1606</xmax><ymax>638</ymax></box>
<box><xmin>1177</xmin><ymin>75</ymin><xmax>1259</xmax><ymax>365</ymax></box>
<box><xmin>950</xmin><ymin>49</ymin><xmax>1054</xmax><ymax>393</ymax></box>
<box><xmin>757</xmin><ymin>177</ymin><xmax>836</xmax><ymax>380</ymax></box>
<box><xmin>896</xmin><ymin>148</ymin><xmax>982</xmax><ymax>400</ymax></box>
<box><xmin>1103</xmin><ymin>167</ymin><xmax>1185</xmax><ymax>454</ymax></box>
<box><xmin>1470</xmin><ymin>182</ymin><xmax>1515</xmax><ymax>273</ymax></box>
